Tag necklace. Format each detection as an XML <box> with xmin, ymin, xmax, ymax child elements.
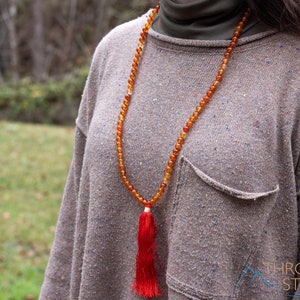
<box><xmin>116</xmin><ymin>3</ymin><xmax>250</xmax><ymax>298</ymax></box>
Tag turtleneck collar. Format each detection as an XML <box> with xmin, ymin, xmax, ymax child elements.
<box><xmin>152</xmin><ymin>0</ymin><xmax>272</xmax><ymax>40</ymax></box>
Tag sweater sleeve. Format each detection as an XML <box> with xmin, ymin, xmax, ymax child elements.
<box><xmin>39</xmin><ymin>125</ymin><xmax>86</xmax><ymax>299</ymax></box>
<box><xmin>39</xmin><ymin>45</ymin><xmax>101</xmax><ymax>298</ymax></box>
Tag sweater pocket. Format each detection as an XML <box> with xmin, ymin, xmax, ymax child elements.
<box><xmin>166</xmin><ymin>156</ymin><xmax>279</xmax><ymax>300</ymax></box>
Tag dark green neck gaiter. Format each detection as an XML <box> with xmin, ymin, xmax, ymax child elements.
<box><xmin>152</xmin><ymin>0</ymin><xmax>272</xmax><ymax>40</ymax></box>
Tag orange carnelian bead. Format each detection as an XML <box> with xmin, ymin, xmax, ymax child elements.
<box><xmin>170</xmin><ymin>154</ymin><xmax>177</xmax><ymax>162</ymax></box>
<box><xmin>158</xmin><ymin>188</ymin><xmax>165</xmax><ymax>196</ymax></box>
<box><xmin>183</xmin><ymin>126</ymin><xmax>190</xmax><ymax>133</ymax></box>
<box><xmin>227</xmin><ymin>47</ymin><xmax>233</xmax><ymax>53</ymax></box>
<box><xmin>175</xmin><ymin>143</ymin><xmax>182</xmax><ymax>150</ymax></box>
<box><xmin>203</xmin><ymin>95</ymin><xmax>210</xmax><ymax>102</ymax></box>
<box><xmin>168</xmin><ymin>161</ymin><xmax>175</xmax><ymax>168</ymax></box>
<box><xmin>125</xmin><ymin>181</ymin><xmax>131</xmax><ymax>188</ymax></box>
<box><xmin>223</xmin><ymin>58</ymin><xmax>229</xmax><ymax>65</ymax></box>
<box><xmin>221</xmin><ymin>64</ymin><xmax>227</xmax><ymax>70</ymax></box>
<box><xmin>180</xmin><ymin>132</ymin><xmax>187</xmax><ymax>139</ymax></box>
<box><xmin>196</xmin><ymin>106</ymin><xmax>202</xmax><ymax>113</ymax></box>
<box><xmin>156</xmin><ymin>191</ymin><xmax>163</xmax><ymax>199</ymax></box>
<box><xmin>166</xmin><ymin>166</ymin><xmax>173</xmax><ymax>173</ymax></box>
<box><xmin>128</xmin><ymin>79</ymin><xmax>134</xmax><ymax>86</ymax></box>
<box><xmin>173</xmin><ymin>149</ymin><xmax>180</xmax><ymax>156</ymax></box>
<box><xmin>207</xmin><ymin>90</ymin><xmax>213</xmax><ymax>97</ymax></box>
<box><xmin>159</xmin><ymin>185</ymin><xmax>165</xmax><ymax>192</ymax></box>
<box><xmin>224</xmin><ymin>52</ymin><xmax>230</xmax><ymax>59</ymax></box>
<box><xmin>161</xmin><ymin>182</ymin><xmax>167</xmax><ymax>189</ymax></box>
<box><xmin>232</xmin><ymin>37</ymin><xmax>238</xmax><ymax>43</ymax></box>
<box><xmin>177</xmin><ymin>137</ymin><xmax>185</xmax><ymax>144</ymax></box>
<box><xmin>218</xmin><ymin>69</ymin><xmax>225</xmax><ymax>76</ymax></box>
<box><xmin>200</xmin><ymin>101</ymin><xmax>206</xmax><ymax>107</ymax></box>
<box><xmin>154</xmin><ymin>193</ymin><xmax>162</xmax><ymax>202</ymax></box>
<box><xmin>193</xmin><ymin>112</ymin><xmax>199</xmax><ymax>119</ymax></box>
<box><xmin>213</xmin><ymin>81</ymin><xmax>220</xmax><ymax>87</ymax></box>
<box><xmin>210</xmin><ymin>85</ymin><xmax>216</xmax><ymax>92</ymax></box>
<box><xmin>128</xmin><ymin>185</ymin><xmax>134</xmax><ymax>191</ymax></box>
<box><xmin>128</xmin><ymin>84</ymin><xmax>134</xmax><ymax>91</ymax></box>
<box><xmin>165</xmin><ymin>173</ymin><xmax>171</xmax><ymax>179</ymax></box>
<box><xmin>216</xmin><ymin>75</ymin><xmax>222</xmax><ymax>81</ymax></box>
<box><xmin>189</xmin><ymin>115</ymin><xmax>196</xmax><ymax>123</ymax></box>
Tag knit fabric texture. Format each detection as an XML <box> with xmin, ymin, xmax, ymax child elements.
<box><xmin>40</xmin><ymin>10</ymin><xmax>300</xmax><ymax>300</ymax></box>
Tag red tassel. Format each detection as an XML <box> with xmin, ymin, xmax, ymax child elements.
<box><xmin>132</xmin><ymin>205</ymin><xmax>162</xmax><ymax>298</ymax></box>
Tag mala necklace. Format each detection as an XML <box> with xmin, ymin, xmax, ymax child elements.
<box><xmin>116</xmin><ymin>3</ymin><xmax>250</xmax><ymax>298</ymax></box>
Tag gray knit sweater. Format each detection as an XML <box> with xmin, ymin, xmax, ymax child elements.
<box><xmin>40</xmin><ymin>11</ymin><xmax>300</xmax><ymax>300</ymax></box>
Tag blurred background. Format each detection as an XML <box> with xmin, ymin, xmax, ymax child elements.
<box><xmin>0</xmin><ymin>0</ymin><xmax>156</xmax><ymax>299</ymax></box>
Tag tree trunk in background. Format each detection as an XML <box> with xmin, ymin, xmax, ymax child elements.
<box><xmin>95</xmin><ymin>0</ymin><xmax>109</xmax><ymax>42</ymax></box>
<box><xmin>1</xmin><ymin>0</ymin><xmax>19</xmax><ymax>80</ymax></box>
<box><xmin>0</xmin><ymin>1</ymin><xmax>8</xmax><ymax>79</ymax></box>
<box><xmin>60</xmin><ymin>0</ymin><xmax>78</xmax><ymax>72</ymax></box>
<box><xmin>32</xmin><ymin>0</ymin><xmax>46</xmax><ymax>79</ymax></box>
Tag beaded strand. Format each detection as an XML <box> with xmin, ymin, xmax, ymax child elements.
<box><xmin>116</xmin><ymin>4</ymin><xmax>250</xmax><ymax>207</ymax></box>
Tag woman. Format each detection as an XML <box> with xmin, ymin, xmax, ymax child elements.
<box><xmin>40</xmin><ymin>0</ymin><xmax>300</xmax><ymax>299</ymax></box>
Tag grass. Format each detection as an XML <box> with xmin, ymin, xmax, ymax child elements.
<box><xmin>0</xmin><ymin>121</ymin><xmax>74</xmax><ymax>300</ymax></box>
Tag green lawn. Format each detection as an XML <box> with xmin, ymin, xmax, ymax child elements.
<box><xmin>0</xmin><ymin>122</ymin><xmax>74</xmax><ymax>300</ymax></box>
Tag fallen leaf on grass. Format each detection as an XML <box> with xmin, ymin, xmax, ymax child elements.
<box><xmin>3</xmin><ymin>212</ymin><xmax>10</xmax><ymax>219</ymax></box>
<box><xmin>49</xmin><ymin>226</ymin><xmax>56</xmax><ymax>233</ymax></box>
<box><xmin>35</xmin><ymin>192</ymin><xmax>45</xmax><ymax>200</ymax></box>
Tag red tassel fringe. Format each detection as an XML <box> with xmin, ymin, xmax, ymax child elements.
<box><xmin>132</xmin><ymin>207</ymin><xmax>162</xmax><ymax>298</ymax></box>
